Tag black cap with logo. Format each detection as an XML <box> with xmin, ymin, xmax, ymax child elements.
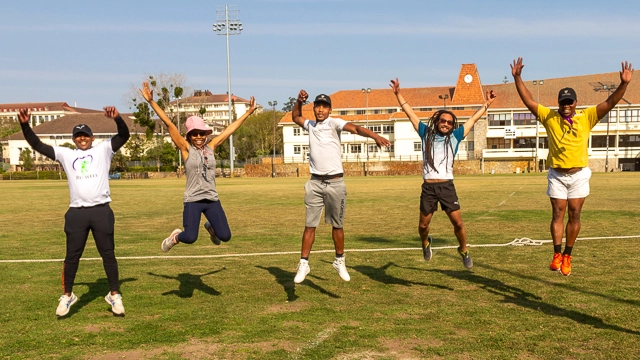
<box><xmin>558</xmin><ymin>87</ymin><xmax>577</xmax><ymax>102</ymax></box>
<box><xmin>72</xmin><ymin>124</ymin><xmax>93</xmax><ymax>137</ymax></box>
<box><xmin>313</xmin><ymin>94</ymin><xmax>332</xmax><ymax>107</ymax></box>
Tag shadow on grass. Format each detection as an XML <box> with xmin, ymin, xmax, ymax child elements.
<box><xmin>256</xmin><ymin>265</ymin><xmax>340</xmax><ymax>299</ymax></box>
<box><xmin>63</xmin><ymin>277</ymin><xmax>137</xmax><ymax>318</ymax></box>
<box><xmin>439</xmin><ymin>251</ymin><xmax>640</xmax><ymax>307</ymax></box>
<box><xmin>353</xmin><ymin>236</ymin><xmax>398</xmax><ymax>244</ymax></box>
<box><xmin>148</xmin><ymin>268</ymin><xmax>225</xmax><ymax>298</ymax></box>
<box><xmin>429</xmin><ymin>268</ymin><xmax>640</xmax><ymax>336</ymax></box>
<box><xmin>351</xmin><ymin>262</ymin><xmax>454</xmax><ymax>290</ymax></box>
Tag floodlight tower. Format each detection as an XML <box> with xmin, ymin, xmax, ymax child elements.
<box><xmin>213</xmin><ymin>5</ymin><xmax>243</xmax><ymax>177</ymax></box>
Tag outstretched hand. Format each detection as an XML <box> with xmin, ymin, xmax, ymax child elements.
<box><xmin>389</xmin><ymin>78</ymin><xmax>401</xmax><ymax>95</ymax></box>
<box><xmin>247</xmin><ymin>96</ymin><xmax>256</xmax><ymax>113</ymax></box>
<box><xmin>511</xmin><ymin>57</ymin><xmax>525</xmax><ymax>78</ymax></box>
<box><xmin>139</xmin><ymin>81</ymin><xmax>154</xmax><ymax>102</ymax></box>
<box><xmin>17</xmin><ymin>108</ymin><xmax>31</xmax><ymax>124</ymax></box>
<box><xmin>620</xmin><ymin>61</ymin><xmax>634</xmax><ymax>84</ymax></box>
<box><xmin>486</xmin><ymin>90</ymin><xmax>497</xmax><ymax>105</ymax></box>
<box><xmin>297</xmin><ymin>90</ymin><xmax>309</xmax><ymax>103</ymax></box>
<box><xmin>103</xmin><ymin>106</ymin><xmax>119</xmax><ymax>119</ymax></box>
<box><xmin>375</xmin><ymin>136</ymin><xmax>392</xmax><ymax>149</ymax></box>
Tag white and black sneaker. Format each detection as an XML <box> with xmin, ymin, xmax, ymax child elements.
<box><xmin>332</xmin><ymin>256</ymin><xmax>351</xmax><ymax>282</ymax></box>
<box><xmin>55</xmin><ymin>293</ymin><xmax>78</xmax><ymax>317</ymax></box>
<box><xmin>294</xmin><ymin>259</ymin><xmax>310</xmax><ymax>284</ymax></box>
<box><xmin>422</xmin><ymin>235</ymin><xmax>433</xmax><ymax>261</ymax></box>
<box><xmin>204</xmin><ymin>222</ymin><xmax>221</xmax><ymax>245</ymax></box>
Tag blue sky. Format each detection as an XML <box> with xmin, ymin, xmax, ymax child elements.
<box><xmin>1</xmin><ymin>0</ymin><xmax>639</xmax><ymax>111</ymax></box>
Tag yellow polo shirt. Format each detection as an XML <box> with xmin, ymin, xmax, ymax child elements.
<box><xmin>538</xmin><ymin>104</ymin><xmax>599</xmax><ymax>168</ymax></box>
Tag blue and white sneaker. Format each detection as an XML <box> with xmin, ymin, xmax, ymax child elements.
<box><xmin>56</xmin><ymin>293</ymin><xmax>78</xmax><ymax>317</ymax></box>
<box><xmin>204</xmin><ymin>222</ymin><xmax>221</xmax><ymax>245</ymax></box>
<box><xmin>105</xmin><ymin>293</ymin><xmax>125</xmax><ymax>315</ymax></box>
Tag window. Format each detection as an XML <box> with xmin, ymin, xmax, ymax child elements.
<box><xmin>620</xmin><ymin>109</ymin><xmax>639</xmax><ymax>123</ymax></box>
<box><xmin>381</xmin><ymin>144</ymin><xmax>394</xmax><ymax>153</ymax></box>
<box><xmin>349</xmin><ymin>144</ymin><xmax>362</xmax><ymax>153</ymax></box>
<box><xmin>339</xmin><ymin>110</ymin><xmax>348</xmax><ymax>116</ymax></box>
<box><xmin>419</xmin><ymin>108</ymin><xmax>432</xmax><ymax>112</ymax></box>
<box><xmin>414</xmin><ymin>142</ymin><xmax>422</xmax><ymax>151</ymax></box>
<box><xmin>488</xmin><ymin>113</ymin><xmax>511</xmax><ymax>127</ymax></box>
<box><xmin>513</xmin><ymin>137</ymin><xmax>536</xmax><ymax>149</ymax></box>
<box><xmin>487</xmin><ymin>138</ymin><xmax>510</xmax><ymax>149</ymax></box>
<box><xmin>387</xmin><ymin>109</ymin><xmax>395</xmax><ymax>114</ymax></box>
<box><xmin>368</xmin><ymin>125</ymin><xmax>381</xmax><ymax>133</ymax></box>
<box><xmin>600</xmin><ymin>110</ymin><xmax>616</xmax><ymax>123</ymax></box>
<box><xmin>373</xmin><ymin>109</ymin><xmax>381</xmax><ymax>114</ymax></box>
<box><xmin>382</xmin><ymin>125</ymin><xmax>394</xmax><ymax>134</ymax></box>
<box><xmin>513</xmin><ymin>112</ymin><xmax>537</xmax><ymax>126</ymax></box>
<box><xmin>537</xmin><ymin>137</ymin><xmax>548</xmax><ymax>149</ymax></box>
<box><xmin>367</xmin><ymin>144</ymin><xmax>379</xmax><ymax>153</ymax></box>
<box><xmin>451</xmin><ymin>107</ymin><xmax>464</xmax><ymax>110</ymax></box>
<box><xmin>293</xmin><ymin>128</ymin><xmax>300</xmax><ymax>136</ymax></box>
<box><xmin>467</xmin><ymin>141</ymin><xmax>474</xmax><ymax>151</ymax></box>
<box><xmin>293</xmin><ymin>145</ymin><xmax>309</xmax><ymax>154</ymax></box>
<box><xmin>591</xmin><ymin>135</ymin><xmax>615</xmax><ymax>148</ymax></box>
<box><xmin>618</xmin><ymin>135</ymin><xmax>640</xmax><ymax>147</ymax></box>
<box><xmin>356</xmin><ymin>110</ymin><xmax>365</xmax><ymax>115</ymax></box>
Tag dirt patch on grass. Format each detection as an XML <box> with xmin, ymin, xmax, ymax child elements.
<box><xmin>84</xmin><ymin>323</ymin><xmax>124</xmax><ymax>333</ymax></box>
<box><xmin>265</xmin><ymin>300</ymin><xmax>308</xmax><ymax>313</ymax></box>
<box><xmin>378</xmin><ymin>337</ymin><xmax>444</xmax><ymax>359</ymax></box>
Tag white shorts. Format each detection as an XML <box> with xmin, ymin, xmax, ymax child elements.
<box><xmin>546</xmin><ymin>167</ymin><xmax>592</xmax><ymax>199</ymax></box>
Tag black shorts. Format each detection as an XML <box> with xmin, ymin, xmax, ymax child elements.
<box><xmin>420</xmin><ymin>181</ymin><xmax>460</xmax><ymax>214</ymax></box>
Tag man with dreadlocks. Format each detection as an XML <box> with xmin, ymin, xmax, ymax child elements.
<box><xmin>390</xmin><ymin>78</ymin><xmax>496</xmax><ymax>269</ymax></box>
<box><xmin>511</xmin><ymin>58</ymin><xmax>633</xmax><ymax>276</ymax></box>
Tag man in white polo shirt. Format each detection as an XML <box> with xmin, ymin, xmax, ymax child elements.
<box><xmin>291</xmin><ymin>90</ymin><xmax>391</xmax><ymax>284</ymax></box>
<box><xmin>18</xmin><ymin>106</ymin><xmax>130</xmax><ymax>316</ymax></box>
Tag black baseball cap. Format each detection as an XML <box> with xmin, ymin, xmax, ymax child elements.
<box><xmin>72</xmin><ymin>124</ymin><xmax>93</xmax><ymax>137</ymax></box>
<box><xmin>558</xmin><ymin>87</ymin><xmax>577</xmax><ymax>102</ymax></box>
<box><xmin>314</xmin><ymin>94</ymin><xmax>332</xmax><ymax>107</ymax></box>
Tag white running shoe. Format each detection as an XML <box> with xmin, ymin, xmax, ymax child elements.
<box><xmin>55</xmin><ymin>293</ymin><xmax>78</xmax><ymax>317</ymax></box>
<box><xmin>105</xmin><ymin>293</ymin><xmax>125</xmax><ymax>315</ymax></box>
<box><xmin>204</xmin><ymin>222</ymin><xmax>221</xmax><ymax>245</ymax></box>
<box><xmin>333</xmin><ymin>256</ymin><xmax>351</xmax><ymax>282</ymax></box>
<box><xmin>162</xmin><ymin>229</ymin><xmax>181</xmax><ymax>252</ymax></box>
<box><xmin>293</xmin><ymin>259</ymin><xmax>310</xmax><ymax>284</ymax></box>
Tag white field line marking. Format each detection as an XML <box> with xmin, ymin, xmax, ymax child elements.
<box><xmin>291</xmin><ymin>328</ymin><xmax>336</xmax><ymax>359</ymax></box>
<box><xmin>2</xmin><ymin>235</ymin><xmax>639</xmax><ymax>264</ymax></box>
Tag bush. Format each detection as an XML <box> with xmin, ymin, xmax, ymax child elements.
<box><xmin>127</xmin><ymin>165</ymin><xmax>177</xmax><ymax>172</ymax></box>
<box><xmin>1</xmin><ymin>170</ymin><xmax>67</xmax><ymax>180</ymax></box>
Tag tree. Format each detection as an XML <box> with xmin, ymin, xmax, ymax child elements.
<box><xmin>145</xmin><ymin>137</ymin><xmax>178</xmax><ymax>172</ymax></box>
<box><xmin>19</xmin><ymin>148</ymin><xmax>34</xmax><ymax>170</ymax></box>
<box><xmin>232</xmin><ymin>110</ymin><xmax>283</xmax><ymax>162</ymax></box>
<box><xmin>110</xmin><ymin>150</ymin><xmax>128</xmax><ymax>173</ymax></box>
<box><xmin>0</xmin><ymin>121</ymin><xmax>20</xmax><ymax>159</ymax></box>
<box><xmin>281</xmin><ymin>97</ymin><xmax>308</xmax><ymax>112</ymax></box>
<box><xmin>124</xmin><ymin>134</ymin><xmax>147</xmax><ymax>161</ymax></box>
<box><xmin>59</xmin><ymin>142</ymin><xmax>76</xmax><ymax>150</ymax></box>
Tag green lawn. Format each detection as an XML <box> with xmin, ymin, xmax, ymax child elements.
<box><xmin>1</xmin><ymin>173</ymin><xmax>639</xmax><ymax>359</ymax></box>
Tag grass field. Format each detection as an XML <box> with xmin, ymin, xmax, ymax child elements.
<box><xmin>1</xmin><ymin>173</ymin><xmax>639</xmax><ymax>359</ymax></box>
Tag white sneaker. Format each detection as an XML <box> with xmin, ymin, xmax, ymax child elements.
<box><xmin>55</xmin><ymin>293</ymin><xmax>78</xmax><ymax>317</ymax></box>
<box><xmin>162</xmin><ymin>229</ymin><xmax>181</xmax><ymax>252</ymax></box>
<box><xmin>333</xmin><ymin>256</ymin><xmax>351</xmax><ymax>282</ymax></box>
<box><xmin>105</xmin><ymin>293</ymin><xmax>125</xmax><ymax>315</ymax></box>
<box><xmin>293</xmin><ymin>259</ymin><xmax>310</xmax><ymax>284</ymax></box>
<box><xmin>204</xmin><ymin>222</ymin><xmax>221</xmax><ymax>245</ymax></box>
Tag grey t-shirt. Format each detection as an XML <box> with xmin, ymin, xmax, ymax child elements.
<box><xmin>303</xmin><ymin>117</ymin><xmax>347</xmax><ymax>175</ymax></box>
<box><xmin>183</xmin><ymin>145</ymin><xmax>218</xmax><ymax>202</ymax></box>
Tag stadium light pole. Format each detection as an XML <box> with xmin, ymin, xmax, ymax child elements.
<box><xmin>213</xmin><ymin>5</ymin><xmax>242</xmax><ymax>178</ymax></box>
<box><xmin>438</xmin><ymin>94</ymin><xmax>449</xmax><ymax>109</ymax></box>
<box><xmin>532</xmin><ymin>80</ymin><xmax>544</xmax><ymax>172</ymax></box>
<box><xmin>268</xmin><ymin>100</ymin><xmax>278</xmax><ymax>178</ymax></box>
<box><xmin>593</xmin><ymin>83</ymin><xmax>617</xmax><ymax>172</ymax></box>
<box><xmin>362</xmin><ymin>88</ymin><xmax>371</xmax><ymax>166</ymax></box>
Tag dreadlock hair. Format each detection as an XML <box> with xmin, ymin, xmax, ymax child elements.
<box><xmin>422</xmin><ymin>110</ymin><xmax>459</xmax><ymax>174</ymax></box>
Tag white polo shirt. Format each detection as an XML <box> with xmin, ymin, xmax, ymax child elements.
<box><xmin>54</xmin><ymin>140</ymin><xmax>114</xmax><ymax>207</ymax></box>
<box><xmin>304</xmin><ymin>117</ymin><xmax>347</xmax><ymax>176</ymax></box>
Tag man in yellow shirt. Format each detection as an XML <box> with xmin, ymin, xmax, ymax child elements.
<box><xmin>511</xmin><ymin>58</ymin><xmax>633</xmax><ymax>276</ymax></box>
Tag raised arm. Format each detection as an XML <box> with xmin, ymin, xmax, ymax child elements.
<box><xmin>596</xmin><ymin>61</ymin><xmax>634</xmax><ymax>119</ymax></box>
<box><xmin>291</xmin><ymin>90</ymin><xmax>309</xmax><ymax>127</ymax></box>
<box><xmin>462</xmin><ymin>90</ymin><xmax>497</xmax><ymax>137</ymax></box>
<box><xmin>103</xmin><ymin>106</ymin><xmax>130</xmax><ymax>152</ymax></box>
<box><xmin>511</xmin><ymin>57</ymin><xmax>539</xmax><ymax>117</ymax></box>
<box><xmin>343</xmin><ymin>123</ymin><xmax>392</xmax><ymax>149</ymax></box>
<box><xmin>139</xmin><ymin>81</ymin><xmax>189</xmax><ymax>153</ymax></box>
<box><xmin>390</xmin><ymin>78</ymin><xmax>421</xmax><ymax>132</ymax></box>
<box><xmin>17</xmin><ymin>109</ymin><xmax>55</xmax><ymax>159</ymax></box>
<box><xmin>208</xmin><ymin>96</ymin><xmax>257</xmax><ymax>149</ymax></box>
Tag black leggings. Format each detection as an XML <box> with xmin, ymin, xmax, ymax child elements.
<box><xmin>63</xmin><ymin>204</ymin><xmax>119</xmax><ymax>293</ymax></box>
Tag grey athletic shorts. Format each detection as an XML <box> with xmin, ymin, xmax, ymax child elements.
<box><xmin>304</xmin><ymin>176</ymin><xmax>347</xmax><ymax>228</ymax></box>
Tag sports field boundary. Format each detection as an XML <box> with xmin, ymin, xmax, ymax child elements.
<box><xmin>2</xmin><ymin>235</ymin><xmax>639</xmax><ymax>264</ymax></box>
